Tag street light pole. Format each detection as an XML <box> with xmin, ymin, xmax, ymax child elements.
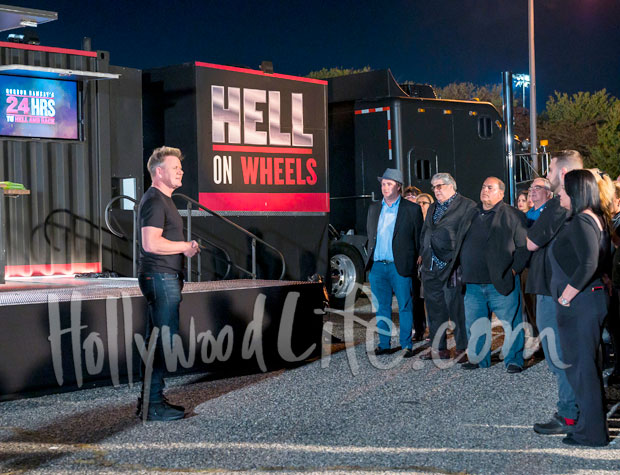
<box><xmin>528</xmin><ymin>0</ymin><xmax>538</xmax><ymax>173</ymax></box>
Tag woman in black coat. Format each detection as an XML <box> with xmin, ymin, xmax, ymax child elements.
<box><xmin>550</xmin><ymin>169</ymin><xmax>610</xmax><ymax>447</ymax></box>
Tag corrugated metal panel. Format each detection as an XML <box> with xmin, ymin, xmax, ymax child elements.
<box><xmin>0</xmin><ymin>45</ymin><xmax>106</xmax><ymax>275</ymax></box>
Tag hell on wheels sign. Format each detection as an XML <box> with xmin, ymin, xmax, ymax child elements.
<box><xmin>195</xmin><ymin>62</ymin><xmax>329</xmax><ymax>214</ymax></box>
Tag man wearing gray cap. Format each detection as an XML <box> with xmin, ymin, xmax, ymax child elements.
<box><xmin>366</xmin><ymin>168</ymin><xmax>424</xmax><ymax>357</ymax></box>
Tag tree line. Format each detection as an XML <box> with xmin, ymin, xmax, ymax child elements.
<box><xmin>308</xmin><ymin>67</ymin><xmax>620</xmax><ymax>179</ymax></box>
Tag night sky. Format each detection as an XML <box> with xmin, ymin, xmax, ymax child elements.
<box><xmin>6</xmin><ymin>0</ymin><xmax>620</xmax><ymax>109</ymax></box>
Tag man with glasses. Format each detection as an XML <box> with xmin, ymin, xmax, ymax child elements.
<box><xmin>527</xmin><ymin>151</ymin><xmax>583</xmax><ymax>436</ymax></box>
<box><xmin>525</xmin><ymin>177</ymin><xmax>553</xmax><ymax>227</ymax></box>
<box><xmin>452</xmin><ymin>177</ymin><xmax>530</xmax><ymax>372</ymax></box>
<box><xmin>419</xmin><ymin>173</ymin><xmax>475</xmax><ymax>360</ymax></box>
<box><xmin>522</xmin><ymin>177</ymin><xmax>554</xmax><ymax>338</ymax></box>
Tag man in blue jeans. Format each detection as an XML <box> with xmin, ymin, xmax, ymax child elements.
<box><xmin>527</xmin><ymin>150</ymin><xmax>583</xmax><ymax>435</ymax></box>
<box><xmin>137</xmin><ymin>146</ymin><xmax>200</xmax><ymax>421</ymax></box>
<box><xmin>452</xmin><ymin>177</ymin><xmax>530</xmax><ymax>373</ymax></box>
<box><xmin>365</xmin><ymin>169</ymin><xmax>423</xmax><ymax>358</ymax></box>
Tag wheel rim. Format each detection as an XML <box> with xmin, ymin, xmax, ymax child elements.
<box><xmin>330</xmin><ymin>253</ymin><xmax>357</xmax><ymax>298</ymax></box>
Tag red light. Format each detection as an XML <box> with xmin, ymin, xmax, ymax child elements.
<box><xmin>5</xmin><ymin>262</ymin><xmax>102</xmax><ymax>278</ymax></box>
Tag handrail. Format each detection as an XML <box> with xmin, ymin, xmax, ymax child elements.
<box><xmin>183</xmin><ymin>227</ymin><xmax>233</xmax><ymax>280</ymax></box>
<box><xmin>103</xmin><ymin>193</ymin><xmax>286</xmax><ymax>281</ymax></box>
<box><xmin>104</xmin><ymin>195</ymin><xmax>138</xmax><ymax>277</ymax></box>
<box><xmin>173</xmin><ymin>193</ymin><xmax>286</xmax><ymax>280</ymax></box>
<box><xmin>105</xmin><ymin>195</ymin><xmax>137</xmax><ymax>238</ymax></box>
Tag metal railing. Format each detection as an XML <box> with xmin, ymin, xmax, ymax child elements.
<box><xmin>182</xmin><ymin>229</ymin><xmax>233</xmax><ymax>281</ymax></box>
<box><xmin>104</xmin><ymin>193</ymin><xmax>286</xmax><ymax>281</ymax></box>
<box><xmin>174</xmin><ymin>193</ymin><xmax>286</xmax><ymax>281</ymax></box>
<box><xmin>105</xmin><ymin>195</ymin><xmax>139</xmax><ymax>277</ymax></box>
<box><xmin>105</xmin><ymin>195</ymin><xmax>235</xmax><ymax>280</ymax></box>
<box><xmin>515</xmin><ymin>151</ymin><xmax>551</xmax><ymax>185</ymax></box>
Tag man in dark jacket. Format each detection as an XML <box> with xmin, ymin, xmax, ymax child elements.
<box><xmin>527</xmin><ymin>150</ymin><xmax>582</xmax><ymax>435</ymax></box>
<box><xmin>453</xmin><ymin>177</ymin><xmax>530</xmax><ymax>372</ymax></box>
<box><xmin>366</xmin><ymin>168</ymin><xmax>424</xmax><ymax>357</ymax></box>
<box><xmin>419</xmin><ymin>173</ymin><xmax>475</xmax><ymax>360</ymax></box>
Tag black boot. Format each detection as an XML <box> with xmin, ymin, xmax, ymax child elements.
<box><xmin>533</xmin><ymin>413</ymin><xmax>574</xmax><ymax>435</ymax></box>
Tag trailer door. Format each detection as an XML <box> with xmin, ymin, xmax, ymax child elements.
<box><xmin>353</xmin><ymin>106</ymin><xmax>393</xmax><ymax>233</ymax></box>
<box><xmin>399</xmin><ymin>106</ymin><xmax>455</xmax><ymax>193</ymax></box>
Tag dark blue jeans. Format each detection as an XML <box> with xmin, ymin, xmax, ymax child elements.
<box><xmin>464</xmin><ymin>276</ymin><xmax>524</xmax><ymax>368</ymax></box>
<box><xmin>138</xmin><ymin>272</ymin><xmax>183</xmax><ymax>404</ymax></box>
<box><xmin>536</xmin><ymin>294</ymin><xmax>578</xmax><ymax>420</ymax></box>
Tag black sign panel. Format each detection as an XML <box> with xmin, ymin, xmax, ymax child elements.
<box><xmin>195</xmin><ymin>63</ymin><xmax>328</xmax><ymax>213</ymax></box>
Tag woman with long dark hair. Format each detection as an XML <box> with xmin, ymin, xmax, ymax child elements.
<box><xmin>516</xmin><ymin>189</ymin><xmax>532</xmax><ymax>213</ymax></box>
<box><xmin>551</xmin><ymin>169</ymin><xmax>610</xmax><ymax>447</ymax></box>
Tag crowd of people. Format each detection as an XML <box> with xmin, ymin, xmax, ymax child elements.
<box><xmin>135</xmin><ymin>145</ymin><xmax>619</xmax><ymax>446</ymax></box>
<box><xmin>367</xmin><ymin>151</ymin><xmax>620</xmax><ymax>447</ymax></box>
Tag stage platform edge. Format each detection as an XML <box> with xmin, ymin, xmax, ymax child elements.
<box><xmin>0</xmin><ymin>277</ymin><xmax>326</xmax><ymax>399</ymax></box>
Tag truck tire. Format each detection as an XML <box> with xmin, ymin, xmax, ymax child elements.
<box><xmin>329</xmin><ymin>242</ymin><xmax>365</xmax><ymax>309</ymax></box>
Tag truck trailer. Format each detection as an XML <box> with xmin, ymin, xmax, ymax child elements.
<box><xmin>327</xmin><ymin>69</ymin><xmax>507</xmax><ymax>307</ymax></box>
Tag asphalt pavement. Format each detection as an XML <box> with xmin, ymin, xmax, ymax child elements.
<box><xmin>1</xmin><ymin>296</ymin><xmax>619</xmax><ymax>474</ymax></box>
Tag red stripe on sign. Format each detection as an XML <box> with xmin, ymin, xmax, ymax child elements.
<box><xmin>0</xmin><ymin>41</ymin><xmax>98</xmax><ymax>57</ymax></box>
<box><xmin>387</xmin><ymin>120</ymin><xmax>391</xmax><ymax>130</ymax></box>
<box><xmin>354</xmin><ymin>110</ymin><xmax>362</xmax><ymax>115</ymax></box>
<box><xmin>213</xmin><ymin>145</ymin><xmax>313</xmax><ymax>154</ymax></box>
<box><xmin>385</xmin><ymin>107</ymin><xmax>390</xmax><ymax>111</ymax></box>
<box><xmin>195</xmin><ymin>62</ymin><xmax>328</xmax><ymax>85</ymax></box>
<box><xmin>199</xmin><ymin>193</ymin><xmax>330</xmax><ymax>212</ymax></box>
<box><xmin>388</xmin><ymin>140</ymin><xmax>392</xmax><ymax>149</ymax></box>
<box><xmin>5</xmin><ymin>262</ymin><xmax>102</xmax><ymax>278</ymax></box>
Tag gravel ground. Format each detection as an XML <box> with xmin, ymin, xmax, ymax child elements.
<box><xmin>1</xmin><ymin>294</ymin><xmax>619</xmax><ymax>474</ymax></box>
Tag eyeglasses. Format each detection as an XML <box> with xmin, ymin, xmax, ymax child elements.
<box><xmin>418</xmin><ymin>201</ymin><xmax>430</xmax><ymax>206</ymax></box>
<box><xmin>431</xmin><ymin>183</ymin><xmax>447</xmax><ymax>191</ymax></box>
<box><xmin>528</xmin><ymin>185</ymin><xmax>549</xmax><ymax>192</ymax></box>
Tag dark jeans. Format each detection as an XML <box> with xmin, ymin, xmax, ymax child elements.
<box><xmin>138</xmin><ymin>272</ymin><xmax>184</xmax><ymax>404</ymax></box>
<box><xmin>536</xmin><ymin>294</ymin><xmax>578</xmax><ymax>420</ymax></box>
<box><xmin>464</xmin><ymin>276</ymin><xmax>524</xmax><ymax>369</ymax></box>
<box><xmin>521</xmin><ymin>268</ymin><xmax>538</xmax><ymax>336</ymax></box>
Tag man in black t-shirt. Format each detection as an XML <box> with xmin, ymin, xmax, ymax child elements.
<box><xmin>452</xmin><ymin>177</ymin><xmax>530</xmax><ymax>373</ymax></box>
<box><xmin>527</xmin><ymin>150</ymin><xmax>583</xmax><ymax>436</ymax></box>
<box><xmin>137</xmin><ymin>146</ymin><xmax>200</xmax><ymax>422</ymax></box>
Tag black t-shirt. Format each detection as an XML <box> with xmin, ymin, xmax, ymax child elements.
<box><xmin>525</xmin><ymin>196</ymin><xmax>568</xmax><ymax>295</ymax></box>
<box><xmin>138</xmin><ymin>187</ymin><xmax>185</xmax><ymax>274</ymax></box>
<box><xmin>461</xmin><ymin>204</ymin><xmax>496</xmax><ymax>284</ymax></box>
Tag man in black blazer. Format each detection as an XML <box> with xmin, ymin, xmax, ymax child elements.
<box><xmin>419</xmin><ymin>173</ymin><xmax>476</xmax><ymax>360</ymax></box>
<box><xmin>452</xmin><ymin>177</ymin><xmax>530</xmax><ymax>372</ymax></box>
<box><xmin>366</xmin><ymin>168</ymin><xmax>424</xmax><ymax>357</ymax></box>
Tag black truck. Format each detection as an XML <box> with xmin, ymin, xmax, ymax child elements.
<box><xmin>327</xmin><ymin>69</ymin><xmax>508</xmax><ymax>307</ymax></box>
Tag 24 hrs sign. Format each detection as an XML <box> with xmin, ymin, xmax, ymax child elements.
<box><xmin>5</xmin><ymin>89</ymin><xmax>56</xmax><ymax>124</ymax></box>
